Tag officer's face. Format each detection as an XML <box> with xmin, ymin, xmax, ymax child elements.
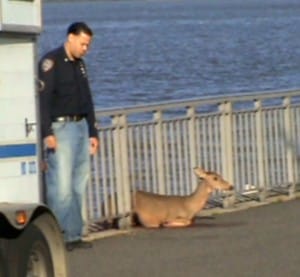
<box><xmin>68</xmin><ymin>32</ymin><xmax>92</xmax><ymax>59</ymax></box>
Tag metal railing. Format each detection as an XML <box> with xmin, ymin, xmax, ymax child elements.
<box><xmin>85</xmin><ymin>89</ymin><xmax>300</xmax><ymax>230</ymax></box>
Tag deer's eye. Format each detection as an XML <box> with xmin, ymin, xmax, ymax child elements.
<box><xmin>213</xmin><ymin>177</ymin><xmax>218</xmax><ymax>181</ymax></box>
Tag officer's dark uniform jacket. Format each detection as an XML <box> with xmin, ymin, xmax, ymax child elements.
<box><xmin>38</xmin><ymin>46</ymin><xmax>98</xmax><ymax>139</ymax></box>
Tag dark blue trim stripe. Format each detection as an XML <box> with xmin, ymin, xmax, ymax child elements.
<box><xmin>0</xmin><ymin>144</ymin><xmax>36</xmax><ymax>158</ymax></box>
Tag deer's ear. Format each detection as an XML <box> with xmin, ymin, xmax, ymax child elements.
<box><xmin>193</xmin><ymin>167</ymin><xmax>206</xmax><ymax>178</ymax></box>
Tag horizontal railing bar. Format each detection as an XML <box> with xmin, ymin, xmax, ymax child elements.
<box><xmin>95</xmin><ymin>88</ymin><xmax>300</xmax><ymax>117</ymax></box>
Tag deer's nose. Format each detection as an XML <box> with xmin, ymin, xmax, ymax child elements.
<box><xmin>228</xmin><ymin>185</ymin><xmax>234</xmax><ymax>190</ymax></box>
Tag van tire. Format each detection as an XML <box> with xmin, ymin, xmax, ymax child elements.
<box><xmin>18</xmin><ymin>224</ymin><xmax>54</xmax><ymax>277</ymax></box>
<box><xmin>0</xmin><ymin>252</ymin><xmax>8</xmax><ymax>277</ymax></box>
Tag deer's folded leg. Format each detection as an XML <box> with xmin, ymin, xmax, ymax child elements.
<box><xmin>163</xmin><ymin>218</ymin><xmax>191</xmax><ymax>228</ymax></box>
<box><xmin>137</xmin><ymin>214</ymin><xmax>161</xmax><ymax>228</ymax></box>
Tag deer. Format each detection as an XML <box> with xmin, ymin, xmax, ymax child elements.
<box><xmin>133</xmin><ymin>167</ymin><xmax>233</xmax><ymax>228</ymax></box>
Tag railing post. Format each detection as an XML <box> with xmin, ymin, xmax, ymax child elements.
<box><xmin>254</xmin><ymin>99</ymin><xmax>267</xmax><ymax>201</ymax></box>
<box><xmin>187</xmin><ymin>106</ymin><xmax>197</xmax><ymax>189</ymax></box>
<box><xmin>153</xmin><ymin>110</ymin><xmax>165</xmax><ymax>194</ymax></box>
<box><xmin>112</xmin><ymin>114</ymin><xmax>131</xmax><ymax>228</ymax></box>
<box><xmin>219</xmin><ymin>101</ymin><xmax>234</xmax><ymax>184</ymax></box>
<box><xmin>283</xmin><ymin>96</ymin><xmax>296</xmax><ymax>197</ymax></box>
<box><xmin>219</xmin><ymin>101</ymin><xmax>235</xmax><ymax>208</ymax></box>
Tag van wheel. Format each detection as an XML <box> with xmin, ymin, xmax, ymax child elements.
<box><xmin>0</xmin><ymin>252</ymin><xmax>8</xmax><ymax>277</ymax></box>
<box><xmin>18</xmin><ymin>224</ymin><xmax>54</xmax><ymax>277</ymax></box>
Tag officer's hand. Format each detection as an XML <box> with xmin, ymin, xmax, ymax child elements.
<box><xmin>44</xmin><ymin>135</ymin><xmax>57</xmax><ymax>150</ymax></box>
<box><xmin>89</xmin><ymin>137</ymin><xmax>99</xmax><ymax>155</ymax></box>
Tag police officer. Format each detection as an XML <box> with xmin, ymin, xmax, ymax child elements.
<box><xmin>39</xmin><ymin>22</ymin><xmax>99</xmax><ymax>251</ymax></box>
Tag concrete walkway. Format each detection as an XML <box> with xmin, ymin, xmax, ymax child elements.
<box><xmin>68</xmin><ymin>197</ymin><xmax>300</xmax><ymax>277</ymax></box>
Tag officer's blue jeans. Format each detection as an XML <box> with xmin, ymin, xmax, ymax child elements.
<box><xmin>45</xmin><ymin>118</ymin><xmax>90</xmax><ymax>242</ymax></box>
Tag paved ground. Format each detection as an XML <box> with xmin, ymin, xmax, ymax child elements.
<box><xmin>67</xmin><ymin>197</ymin><xmax>300</xmax><ymax>277</ymax></box>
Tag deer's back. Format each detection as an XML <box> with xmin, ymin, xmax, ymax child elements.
<box><xmin>134</xmin><ymin>190</ymin><xmax>189</xmax><ymax>215</ymax></box>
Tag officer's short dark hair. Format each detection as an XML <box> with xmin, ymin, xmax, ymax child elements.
<box><xmin>67</xmin><ymin>22</ymin><xmax>93</xmax><ymax>37</ymax></box>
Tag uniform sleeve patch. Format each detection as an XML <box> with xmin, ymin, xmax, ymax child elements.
<box><xmin>38</xmin><ymin>80</ymin><xmax>45</xmax><ymax>92</ymax></box>
<box><xmin>42</xmin><ymin>59</ymin><xmax>54</xmax><ymax>72</ymax></box>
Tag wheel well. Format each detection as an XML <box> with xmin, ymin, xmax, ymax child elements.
<box><xmin>0</xmin><ymin>214</ymin><xmax>20</xmax><ymax>238</ymax></box>
<box><xmin>0</xmin><ymin>205</ymin><xmax>52</xmax><ymax>239</ymax></box>
<box><xmin>1</xmin><ymin>209</ymin><xmax>68</xmax><ymax>277</ymax></box>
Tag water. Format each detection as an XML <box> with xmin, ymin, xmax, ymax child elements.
<box><xmin>40</xmin><ymin>0</ymin><xmax>300</xmax><ymax>110</ymax></box>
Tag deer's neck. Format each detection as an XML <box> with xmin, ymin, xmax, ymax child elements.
<box><xmin>187</xmin><ymin>180</ymin><xmax>212</xmax><ymax>212</ymax></box>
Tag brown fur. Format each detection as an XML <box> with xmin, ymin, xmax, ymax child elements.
<box><xmin>133</xmin><ymin>167</ymin><xmax>233</xmax><ymax>228</ymax></box>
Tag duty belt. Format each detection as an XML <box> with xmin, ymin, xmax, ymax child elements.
<box><xmin>53</xmin><ymin>115</ymin><xmax>85</xmax><ymax>122</ymax></box>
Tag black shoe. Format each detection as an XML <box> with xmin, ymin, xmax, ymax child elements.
<box><xmin>66</xmin><ymin>240</ymin><xmax>93</xmax><ymax>251</ymax></box>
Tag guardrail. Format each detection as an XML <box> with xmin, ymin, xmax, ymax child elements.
<box><xmin>85</xmin><ymin>89</ymin><xmax>300</xmax><ymax>230</ymax></box>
